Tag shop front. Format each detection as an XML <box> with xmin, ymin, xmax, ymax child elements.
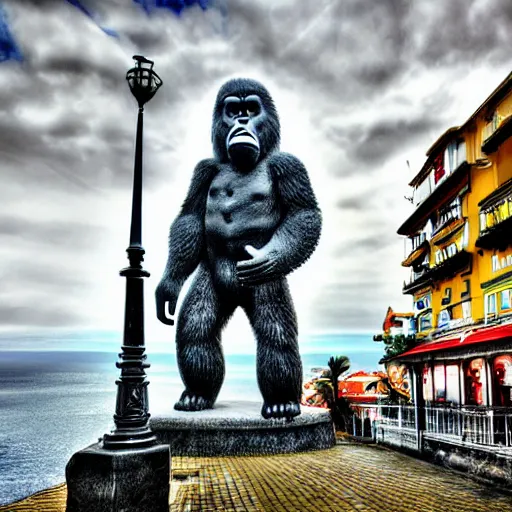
<box><xmin>388</xmin><ymin>323</ymin><xmax>512</xmax><ymax>449</ymax></box>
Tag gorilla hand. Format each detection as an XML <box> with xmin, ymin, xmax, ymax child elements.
<box><xmin>155</xmin><ymin>280</ymin><xmax>180</xmax><ymax>326</ymax></box>
<box><xmin>237</xmin><ymin>245</ymin><xmax>279</xmax><ymax>286</ymax></box>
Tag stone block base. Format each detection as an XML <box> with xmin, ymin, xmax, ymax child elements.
<box><xmin>65</xmin><ymin>442</ymin><xmax>170</xmax><ymax>512</ymax></box>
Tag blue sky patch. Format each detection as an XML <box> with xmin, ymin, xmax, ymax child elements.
<box><xmin>0</xmin><ymin>3</ymin><xmax>23</xmax><ymax>62</ymax></box>
<box><xmin>133</xmin><ymin>0</ymin><xmax>210</xmax><ymax>16</ymax></box>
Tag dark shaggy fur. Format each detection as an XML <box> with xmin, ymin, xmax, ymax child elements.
<box><xmin>156</xmin><ymin>78</ymin><xmax>322</xmax><ymax>419</ymax></box>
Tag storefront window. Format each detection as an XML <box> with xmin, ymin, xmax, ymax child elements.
<box><xmin>423</xmin><ymin>365</ymin><xmax>433</xmax><ymax>402</ymax></box>
<box><xmin>446</xmin><ymin>364</ymin><xmax>460</xmax><ymax>404</ymax></box>
<box><xmin>493</xmin><ymin>355</ymin><xmax>512</xmax><ymax>406</ymax></box>
<box><xmin>464</xmin><ymin>358</ymin><xmax>486</xmax><ymax>406</ymax></box>
<box><xmin>434</xmin><ymin>365</ymin><xmax>446</xmax><ymax>402</ymax></box>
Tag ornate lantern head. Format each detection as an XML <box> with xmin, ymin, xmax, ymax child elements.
<box><xmin>126</xmin><ymin>55</ymin><xmax>162</xmax><ymax>107</ymax></box>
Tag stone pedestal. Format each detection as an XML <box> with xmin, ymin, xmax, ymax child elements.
<box><xmin>65</xmin><ymin>442</ymin><xmax>170</xmax><ymax>512</ymax></box>
<box><xmin>150</xmin><ymin>401</ymin><xmax>335</xmax><ymax>456</ymax></box>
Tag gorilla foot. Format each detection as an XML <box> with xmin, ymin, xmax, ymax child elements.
<box><xmin>174</xmin><ymin>391</ymin><xmax>214</xmax><ymax>411</ymax></box>
<box><xmin>261</xmin><ymin>401</ymin><xmax>301</xmax><ymax>420</ymax></box>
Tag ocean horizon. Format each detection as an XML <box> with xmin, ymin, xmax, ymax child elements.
<box><xmin>0</xmin><ymin>334</ymin><xmax>383</xmax><ymax>505</ymax></box>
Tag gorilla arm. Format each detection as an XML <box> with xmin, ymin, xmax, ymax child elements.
<box><xmin>155</xmin><ymin>159</ymin><xmax>217</xmax><ymax>325</ymax></box>
<box><xmin>237</xmin><ymin>153</ymin><xmax>322</xmax><ymax>286</ymax></box>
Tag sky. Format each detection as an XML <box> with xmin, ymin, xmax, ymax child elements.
<box><xmin>0</xmin><ymin>0</ymin><xmax>512</xmax><ymax>353</ymax></box>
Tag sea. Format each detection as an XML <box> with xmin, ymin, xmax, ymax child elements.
<box><xmin>0</xmin><ymin>343</ymin><xmax>382</xmax><ymax>505</ymax></box>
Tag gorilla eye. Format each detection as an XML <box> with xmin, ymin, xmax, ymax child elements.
<box><xmin>225</xmin><ymin>102</ymin><xmax>240</xmax><ymax>118</ymax></box>
<box><xmin>246</xmin><ymin>101</ymin><xmax>261</xmax><ymax>116</ymax></box>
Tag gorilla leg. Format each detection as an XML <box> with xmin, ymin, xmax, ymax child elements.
<box><xmin>175</xmin><ymin>264</ymin><xmax>235</xmax><ymax>411</ymax></box>
<box><xmin>243</xmin><ymin>279</ymin><xmax>302</xmax><ymax>419</ymax></box>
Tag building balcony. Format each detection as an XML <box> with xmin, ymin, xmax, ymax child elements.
<box><xmin>398</xmin><ymin>162</ymin><xmax>470</xmax><ymax>236</ymax></box>
<box><xmin>401</xmin><ymin>240</ymin><xmax>429</xmax><ymax>267</ymax></box>
<box><xmin>476</xmin><ymin>179</ymin><xmax>512</xmax><ymax>250</ymax></box>
<box><xmin>431</xmin><ymin>217</ymin><xmax>465</xmax><ymax>246</ymax></box>
<box><xmin>429</xmin><ymin>249</ymin><xmax>471</xmax><ymax>281</ymax></box>
<box><xmin>403</xmin><ymin>250</ymin><xmax>471</xmax><ymax>295</ymax></box>
<box><xmin>482</xmin><ymin>115</ymin><xmax>512</xmax><ymax>154</ymax></box>
<box><xmin>403</xmin><ymin>267</ymin><xmax>432</xmax><ymax>295</ymax></box>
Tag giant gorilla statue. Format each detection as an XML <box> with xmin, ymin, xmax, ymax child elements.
<box><xmin>156</xmin><ymin>78</ymin><xmax>322</xmax><ymax>419</ymax></box>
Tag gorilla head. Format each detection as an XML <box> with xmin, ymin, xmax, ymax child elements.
<box><xmin>212</xmin><ymin>78</ymin><xmax>281</xmax><ymax>169</ymax></box>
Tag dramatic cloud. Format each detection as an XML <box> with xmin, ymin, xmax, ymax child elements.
<box><xmin>0</xmin><ymin>0</ymin><xmax>511</xmax><ymax>350</ymax></box>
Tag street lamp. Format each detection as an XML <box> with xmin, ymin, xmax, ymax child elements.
<box><xmin>103</xmin><ymin>55</ymin><xmax>163</xmax><ymax>449</ymax></box>
<box><xmin>65</xmin><ymin>57</ymin><xmax>169</xmax><ymax>512</ymax></box>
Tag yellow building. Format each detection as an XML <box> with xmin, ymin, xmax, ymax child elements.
<box><xmin>400</xmin><ymin>72</ymin><xmax>512</xmax><ymax>336</ymax></box>
<box><xmin>383</xmin><ymin>72</ymin><xmax>512</xmax><ymax>412</ymax></box>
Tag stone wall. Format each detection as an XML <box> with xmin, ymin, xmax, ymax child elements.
<box><xmin>376</xmin><ymin>424</ymin><xmax>512</xmax><ymax>487</ymax></box>
<box><xmin>423</xmin><ymin>435</ymin><xmax>512</xmax><ymax>486</ymax></box>
<box><xmin>375</xmin><ymin>425</ymin><xmax>420</xmax><ymax>453</ymax></box>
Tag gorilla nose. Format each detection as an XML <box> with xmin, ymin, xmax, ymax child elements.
<box><xmin>237</xmin><ymin>116</ymin><xmax>249</xmax><ymax>125</ymax></box>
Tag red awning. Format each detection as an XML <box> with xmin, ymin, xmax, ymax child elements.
<box><xmin>394</xmin><ymin>323</ymin><xmax>512</xmax><ymax>359</ymax></box>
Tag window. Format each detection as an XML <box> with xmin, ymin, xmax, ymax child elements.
<box><xmin>434</xmin><ymin>154</ymin><xmax>445</xmax><ymax>184</ymax></box>
<box><xmin>446</xmin><ymin>364</ymin><xmax>460</xmax><ymax>404</ymax></box>
<box><xmin>492</xmin><ymin>255</ymin><xmax>499</xmax><ymax>272</ymax></box>
<box><xmin>418</xmin><ymin>311</ymin><xmax>432</xmax><ymax>331</ymax></box>
<box><xmin>493</xmin><ymin>355</ymin><xmax>512</xmax><ymax>406</ymax></box>
<box><xmin>457</xmin><ymin>140</ymin><xmax>466</xmax><ymax>165</ymax></box>
<box><xmin>486</xmin><ymin>293</ymin><xmax>497</xmax><ymax>315</ymax></box>
<box><xmin>462</xmin><ymin>221</ymin><xmax>469</xmax><ymax>248</ymax></box>
<box><xmin>465</xmin><ymin>359</ymin><xmax>486</xmax><ymax>406</ymax></box>
<box><xmin>423</xmin><ymin>365</ymin><xmax>433</xmax><ymax>402</ymax></box>
<box><xmin>446</xmin><ymin>243</ymin><xmax>458</xmax><ymax>258</ymax></box>
<box><xmin>483</xmin><ymin>112</ymin><xmax>503</xmax><ymax>141</ymax></box>
<box><xmin>414</xmin><ymin>175</ymin><xmax>433</xmax><ymax>206</ymax></box>
<box><xmin>441</xmin><ymin>288</ymin><xmax>452</xmax><ymax>306</ymax></box>
<box><xmin>501</xmin><ymin>289</ymin><xmax>511</xmax><ymax>310</ymax></box>
<box><xmin>462</xmin><ymin>279</ymin><xmax>470</xmax><ymax>298</ymax></box>
<box><xmin>462</xmin><ymin>301</ymin><xmax>472</xmax><ymax>319</ymax></box>
<box><xmin>480</xmin><ymin>212</ymin><xmax>488</xmax><ymax>232</ymax></box>
<box><xmin>491</xmin><ymin>253</ymin><xmax>512</xmax><ymax>273</ymax></box>
<box><xmin>435</xmin><ymin>197</ymin><xmax>462</xmax><ymax>232</ymax></box>
<box><xmin>415</xmin><ymin>294</ymin><xmax>431</xmax><ymax>311</ymax></box>
<box><xmin>434</xmin><ymin>365</ymin><xmax>446</xmax><ymax>402</ymax></box>
<box><xmin>437</xmin><ymin>309</ymin><xmax>452</xmax><ymax>329</ymax></box>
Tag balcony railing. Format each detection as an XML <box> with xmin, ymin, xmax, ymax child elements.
<box><xmin>425</xmin><ymin>405</ymin><xmax>512</xmax><ymax>447</ymax></box>
<box><xmin>403</xmin><ymin>266</ymin><xmax>431</xmax><ymax>294</ymax></box>
<box><xmin>477</xmin><ymin>180</ymin><xmax>512</xmax><ymax>250</ymax></box>
<box><xmin>376</xmin><ymin>404</ymin><xmax>416</xmax><ymax>429</ymax></box>
<box><xmin>477</xmin><ymin>201</ymin><xmax>512</xmax><ymax>250</ymax></box>
<box><xmin>398</xmin><ymin>161</ymin><xmax>470</xmax><ymax>236</ymax></box>
<box><xmin>347</xmin><ymin>404</ymin><xmax>512</xmax><ymax>450</ymax></box>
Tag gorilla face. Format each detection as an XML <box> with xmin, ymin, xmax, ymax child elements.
<box><xmin>212</xmin><ymin>79</ymin><xmax>280</xmax><ymax>167</ymax></box>
<box><xmin>223</xmin><ymin>94</ymin><xmax>265</xmax><ymax>169</ymax></box>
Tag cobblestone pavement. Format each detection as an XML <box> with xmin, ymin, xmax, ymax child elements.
<box><xmin>2</xmin><ymin>443</ymin><xmax>512</xmax><ymax>511</ymax></box>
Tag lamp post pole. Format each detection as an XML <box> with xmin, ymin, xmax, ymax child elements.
<box><xmin>66</xmin><ymin>56</ymin><xmax>169</xmax><ymax>512</ymax></box>
<box><xmin>103</xmin><ymin>55</ymin><xmax>162</xmax><ymax>449</ymax></box>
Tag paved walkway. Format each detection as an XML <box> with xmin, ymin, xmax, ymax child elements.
<box><xmin>2</xmin><ymin>443</ymin><xmax>512</xmax><ymax>511</ymax></box>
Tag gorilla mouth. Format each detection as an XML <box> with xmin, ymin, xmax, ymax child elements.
<box><xmin>228</xmin><ymin>127</ymin><xmax>260</xmax><ymax>149</ymax></box>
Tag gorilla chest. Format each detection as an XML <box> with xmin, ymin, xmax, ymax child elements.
<box><xmin>205</xmin><ymin>165</ymin><xmax>278</xmax><ymax>238</ymax></box>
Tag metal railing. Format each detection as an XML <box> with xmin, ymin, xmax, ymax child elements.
<box><xmin>349</xmin><ymin>404</ymin><xmax>416</xmax><ymax>438</ymax></box>
<box><xmin>425</xmin><ymin>405</ymin><xmax>512</xmax><ymax>447</ymax></box>
<box><xmin>347</xmin><ymin>403</ymin><xmax>512</xmax><ymax>448</ymax></box>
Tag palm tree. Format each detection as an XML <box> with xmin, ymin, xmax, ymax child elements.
<box><xmin>327</xmin><ymin>356</ymin><xmax>351</xmax><ymax>396</ymax></box>
<box><xmin>322</xmin><ymin>356</ymin><xmax>351</xmax><ymax>431</ymax></box>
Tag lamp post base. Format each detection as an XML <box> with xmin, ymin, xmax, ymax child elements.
<box><xmin>65</xmin><ymin>441</ymin><xmax>170</xmax><ymax>512</ymax></box>
<box><xmin>103</xmin><ymin>425</ymin><xmax>158</xmax><ymax>450</ymax></box>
